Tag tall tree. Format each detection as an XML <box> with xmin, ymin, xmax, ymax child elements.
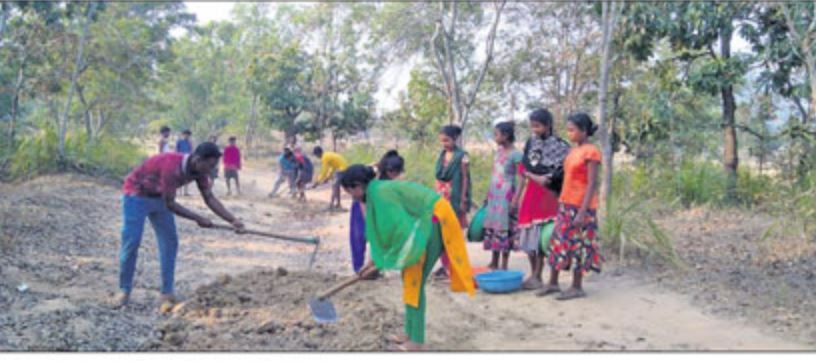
<box><xmin>58</xmin><ymin>2</ymin><xmax>99</xmax><ymax>164</ymax></box>
<box><xmin>622</xmin><ymin>2</ymin><xmax>754</xmax><ymax>202</ymax></box>
<box><xmin>371</xmin><ymin>1</ymin><xmax>506</xmax><ymax>140</ymax></box>
<box><xmin>597</xmin><ymin>0</ymin><xmax>620</xmax><ymax>226</ymax></box>
<box><xmin>249</xmin><ymin>42</ymin><xmax>313</xmax><ymax>144</ymax></box>
<box><xmin>778</xmin><ymin>2</ymin><xmax>816</xmax><ymax>126</ymax></box>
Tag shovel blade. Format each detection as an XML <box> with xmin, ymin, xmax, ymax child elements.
<box><xmin>308</xmin><ymin>298</ymin><xmax>338</xmax><ymax>324</ymax></box>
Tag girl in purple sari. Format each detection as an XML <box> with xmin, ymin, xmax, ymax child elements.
<box><xmin>349</xmin><ymin>150</ymin><xmax>405</xmax><ymax>277</ymax></box>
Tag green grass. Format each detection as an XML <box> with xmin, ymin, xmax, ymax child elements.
<box><xmin>9</xmin><ymin>126</ymin><xmax>145</xmax><ymax>181</ymax></box>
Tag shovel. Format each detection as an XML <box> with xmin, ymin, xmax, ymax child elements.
<box><xmin>211</xmin><ymin>224</ymin><xmax>321</xmax><ymax>269</ymax></box>
<box><xmin>308</xmin><ymin>266</ymin><xmax>378</xmax><ymax>324</ymax></box>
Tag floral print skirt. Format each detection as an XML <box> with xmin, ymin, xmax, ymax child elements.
<box><xmin>546</xmin><ymin>203</ymin><xmax>602</xmax><ymax>274</ymax></box>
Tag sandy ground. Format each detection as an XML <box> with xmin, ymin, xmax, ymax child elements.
<box><xmin>0</xmin><ymin>161</ymin><xmax>813</xmax><ymax>351</ymax></box>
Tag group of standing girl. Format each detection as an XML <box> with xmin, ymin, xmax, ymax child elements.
<box><xmin>335</xmin><ymin>108</ymin><xmax>603</xmax><ymax>350</ymax></box>
<box><xmin>479</xmin><ymin>109</ymin><xmax>602</xmax><ymax>301</ymax></box>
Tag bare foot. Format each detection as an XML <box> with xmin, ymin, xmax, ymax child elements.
<box><xmin>535</xmin><ymin>284</ymin><xmax>561</xmax><ymax>297</ymax></box>
<box><xmin>521</xmin><ymin>278</ymin><xmax>543</xmax><ymax>290</ymax></box>
<box><xmin>388</xmin><ymin>341</ymin><xmax>424</xmax><ymax>351</ymax></box>
<box><xmin>110</xmin><ymin>292</ymin><xmax>130</xmax><ymax>309</ymax></box>
<box><xmin>387</xmin><ymin>333</ymin><xmax>409</xmax><ymax>344</ymax></box>
<box><xmin>556</xmin><ymin>287</ymin><xmax>586</xmax><ymax>301</ymax></box>
<box><xmin>159</xmin><ymin>293</ymin><xmax>177</xmax><ymax>305</ymax></box>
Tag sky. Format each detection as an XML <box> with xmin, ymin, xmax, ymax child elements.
<box><xmin>182</xmin><ymin>1</ymin><xmax>406</xmax><ymax>112</ymax></box>
<box><xmin>182</xmin><ymin>2</ymin><xmax>759</xmax><ymax>118</ymax></box>
<box><xmin>185</xmin><ymin>2</ymin><xmax>234</xmax><ymax>24</ymax></box>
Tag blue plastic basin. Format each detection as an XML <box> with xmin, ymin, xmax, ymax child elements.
<box><xmin>474</xmin><ymin>270</ymin><xmax>524</xmax><ymax>294</ymax></box>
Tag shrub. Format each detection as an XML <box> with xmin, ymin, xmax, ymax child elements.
<box><xmin>9</xmin><ymin>126</ymin><xmax>145</xmax><ymax>181</ymax></box>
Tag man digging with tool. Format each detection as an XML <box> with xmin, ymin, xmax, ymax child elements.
<box><xmin>113</xmin><ymin>142</ymin><xmax>245</xmax><ymax>310</ymax></box>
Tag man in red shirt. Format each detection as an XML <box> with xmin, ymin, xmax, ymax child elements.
<box><xmin>115</xmin><ymin>142</ymin><xmax>244</xmax><ymax>309</ymax></box>
<box><xmin>223</xmin><ymin>136</ymin><xmax>242</xmax><ymax>196</ymax></box>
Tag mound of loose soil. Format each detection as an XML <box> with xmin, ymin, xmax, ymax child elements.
<box><xmin>142</xmin><ymin>268</ymin><xmax>404</xmax><ymax>351</ymax></box>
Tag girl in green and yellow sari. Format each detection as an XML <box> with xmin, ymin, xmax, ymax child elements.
<box><xmin>341</xmin><ymin>165</ymin><xmax>476</xmax><ymax>351</ymax></box>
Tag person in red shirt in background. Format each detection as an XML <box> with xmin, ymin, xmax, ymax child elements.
<box><xmin>223</xmin><ymin>136</ymin><xmax>242</xmax><ymax>196</ymax></box>
<box><xmin>115</xmin><ymin>142</ymin><xmax>245</xmax><ymax>310</ymax></box>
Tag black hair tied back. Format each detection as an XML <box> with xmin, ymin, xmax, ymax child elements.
<box><xmin>341</xmin><ymin>164</ymin><xmax>377</xmax><ymax>189</ymax></box>
<box><xmin>378</xmin><ymin>150</ymin><xmax>405</xmax><ymax>179</ymax></box>
<box><xmin>440</xmin><ymin>125</ymin><xmax>463</xmax><ymax>140</ymax></box>
<box><xmin>567</xmin><ymin>112</ymin><xmax>597</xmax><ymax>137</ymax></box>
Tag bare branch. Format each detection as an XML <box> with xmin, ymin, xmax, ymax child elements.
<box><xmin>464</xmin><ymin>0</ymin><xmax>506</xmax><ymax>110</ymax></box>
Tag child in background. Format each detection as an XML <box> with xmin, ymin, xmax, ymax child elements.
<box><xmin>340</xmin><ymin>165</ymin><xmax>475</xmax><ymax>351</ymax></box>
<box><xmin>223</xmin><ymin>136</ymin><xmax>242</xmax><ymax>196</ymax></box>
<box><xmin>514</xmin><ymin>109</ymin><xmax>570</xmax><ymax>290</ymax></box>
<box><xmin>432</xmin><ymin>125</ymin><xmax>471</xmax><ymax>280</ymax></box>
<box><xmin>311</xmin><ymin>146</ymin><xmax>349</xmax><ymax>211</ymax></box>
<box><xmin>349</xmin><ymin>150</ymin><xmax>404</xmax><ymax>280</ymax></box>
<box><xmin>534</xmin><ymin>112</ymin><xmax>602</xmax><ymax>301</ymax></box>
<box><xmin>482</xmin><ymin>121</ymin><xmax>523</xmax><ymax>270</ymax></box>
<box><xmin>176</xmin><ymin>130</ymin><xmax>194</xmax><ymax>196</ymax></box>
<box><xmin>293</xmin><ymin>147</ymin><xmax>313</xmax><ymax>201</ymax></box>
<box><xmin>269</xmin><ymin>147</ymin><xmax>296</xmax><ymax>198</ymax></box>
<box><xmin>158</xmin><ymin>126</ymin><xmax>172</xmax><ymax>154</ymax></box>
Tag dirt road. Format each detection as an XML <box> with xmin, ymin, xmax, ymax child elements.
<box><xmin>0</xmin><ymin>161</ymin><xmax>811</xmax><ymax>351</ymax></box>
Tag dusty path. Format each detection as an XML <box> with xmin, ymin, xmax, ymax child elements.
<box><xmin>0</xmin><ymin>161</ymin><xmax>812</xmax><ymax>351</ymax></box>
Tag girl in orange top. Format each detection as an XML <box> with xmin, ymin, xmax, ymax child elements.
<box><xmin>527</xmin><ymin>112</ymin><xmax>602</xmax><ymax>301</ymax></box>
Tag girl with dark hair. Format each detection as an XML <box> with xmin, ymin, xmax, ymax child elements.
<box><xmin>534</xmin><ymin>112</ymin><xmax>602</xmax><ymax>301</ymax></box>
<box><xmin>340</xmin><ymin>165</ymin><xmax>475</xmax><ymax>351</ymax></box>
<box><xmin>481</xmin><ymin>121</ymin><xmax>523</xmax><ymax>270</ymax></box>
<box><xmin>349</xmin><ymin>150</ymin><xmax>405</xmax><ymax>280</ymax></box>
<box><xmin>432</xmin><ymin>125</ymin><xmax>471</xmax><ymax>280</ymax></box>
<box><xmin>377</xmin><ymin>150</ymin><xmax>405</xmax><ymax>180</ymax></box>
<box><xmin>514</xmin><ymin>108</ymin><xmax>571</xmax><ymax>290</ymax></box>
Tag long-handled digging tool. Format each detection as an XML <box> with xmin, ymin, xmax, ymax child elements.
<box><xmin>308</xmin><ymin>266</ymin><xmax>378</xmax><ymax>324</ymax></box>
<box><xmin>212</xmin><ymin>224</ymin><xmax>321</xmax><ymax>270</ymax></box>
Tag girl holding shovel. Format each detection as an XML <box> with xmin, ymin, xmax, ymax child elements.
<box><xmin>341</xmin><ymin>165</ymin><xmax>475</xmax><ymax>351</ymax></box>
<box><xmin>349</xmin><ymin>150</ymin><xmax>404</xmax><ymax>279</ymax></box>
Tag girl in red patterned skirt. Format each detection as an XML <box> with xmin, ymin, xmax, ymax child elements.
<box><xmin>528</xmin><ymin>112</ymin><xmax>602</xmax><ymax>301</ymax></box>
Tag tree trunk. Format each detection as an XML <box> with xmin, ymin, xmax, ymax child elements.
<box><xmin>459</xmin><ymin>0</ymin><xmax>506</xmax><ymax>144</ymax></box>
<box><xmin>9</xmin><ymin>59</ymin><xmax>25</xmax><ymax>145</ymax></box>
<box><xmin>0</xmin><ymin>2</ymin><xmax>8</xmax><ymax>39</ymax></box>
<box><xmin>597</xmin><ymin>0</ymin><xmax>618</xmax><ymax>227</ymax></box>
<box><xmin>810</xmin><ymin>58</ymin><xmax>816</xmax><ymax>126</ymax></box>
<box><xmin>58</xmin><ymin>2</ymin><xmax>97</xmax><ymax>164</ymax></box>
<box><xmin>95</xmin><ymin>109</ymin><xmax>105</xmax><ymax>136</ymax></box>
<box><xmin>720</xmin><ymin>27</ymin><xmax>739</xmax><ymax>203</ymax></box>
<box><xmin>284</xmin><ymin>115</ymin><xmax>298</xmax><ymax>146</ymax></box>
<box><xmin>77</xmin><ymin>84</ymin><xmax>93</xmax><ymax>139</ymax></box>
<box><xmin>245</xmin><ymin>95</ymin><xmax>258</xmax><ymax>159</ymax></box>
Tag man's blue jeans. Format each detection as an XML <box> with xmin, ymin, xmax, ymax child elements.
<box><xmin>119</xmin><ymin>195</ymin><xmax>178</xmax><ymax>295</ymax></box>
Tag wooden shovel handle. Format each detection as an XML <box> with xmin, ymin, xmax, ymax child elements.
<box><xmin>318</xmin><ymin>267</ymin><xmax>378</xmax><ymax>300</ymax></box>
<box><xmin>211</xmin><ymin>224</ymin><xmax>319</xmax><ymax>245</ymax></box>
